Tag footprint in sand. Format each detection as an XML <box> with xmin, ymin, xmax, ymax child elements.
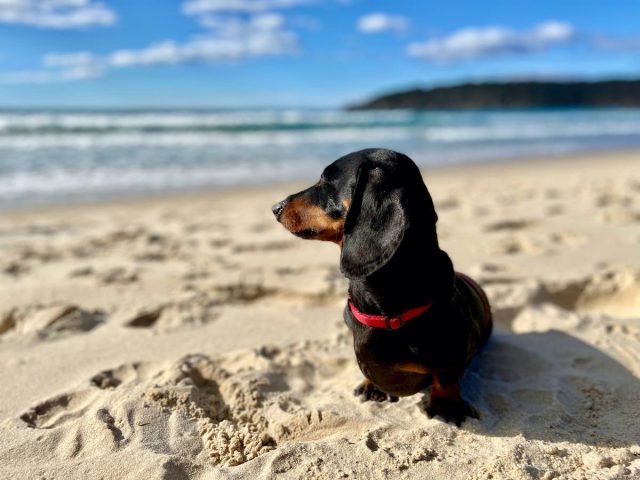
<box><xmin>183</xmin><ymin>221</ymin><xmax>228</xmax><ymax>234</ymax></box>
<box><xmin>68</xmin><ymin>266</ymin><xmax>94</xmax><ymax>278</ymax></box>
<box><xmin>18</xmin><ymin>245</ymin><xmax>63</xmax><ymax>263</ymax></box>
<box><xmin>123</xmin><ymin>305</ymin><xmax>166</xmax><ymax>329</ymax></box>
<box><xmin>249</xmin><ymin>222</ymin><xmax>277</xmax><ymax>233</ymax></box>
<box><xmin>594</xmin><ymin>193</ymin><xmax>633</xmax><ymax>208</ymax></box>
<box><xmin>16</xmin><ymin>338</ymin><xmax>356</xmax><ymax>468</ymax></box>
<box><xmin>465</xmin><ymin>263</ymin><xmax>521</xmax><ymax>288</ymax></box>
<box><xmin>3</xmin><ymin>260</ymin><xmax>30</xmax><ymax>277</ymax></box>
<box><xmin>484</xmin><ymin>219</ymin><xmax>537</xmax><ymax>233</ymax></box>
<box><xmin>544</xmin><ymin>188</ymin><xmax>563</xmax><ymax>199</ymax></box>
<box><xmin>491</xmin><ymin>229</ymin><xmax>588</xmax><ymax>257</ymax></box>
<box><xmin>69</xmin><ymin>265</ymin><xmax>140</xmax><ymax>284</ymax></box>
<box><xmin>91</xmin><ymin>362</ymin><xmax>151</xmax><ymax>389</ymax></box>
<box><xmin>493</xmin><ymin>236</ymin><xmax>543</xmax><ymax>256</ymax></box>
<box><xmin>494</xmin><ymin>189</ymin><xmax>536</xmax><ymax>206</ymax></box>
<box><xmin>0</xmin><ymin>305</ymin><xmax>105</xmax><ymax>341</ymax></box>
<box><xmin>599</xmin><ymin>206</ymin><xmax>640</xmax><ymax>224</ymax></box>
<box><xmin>20</xmin><ymin>390</ymin><xmax>96</xmax><ymax>429</ymax></box>
<box><xmin>548</xmin><ymin>231</ymin><xmax>587</xmax><ymax>247</ymax></box>
<box><xmin>435</xmin><ymin>197</ymin><xmax>460</xmax><ymax>211</ymax></box>
<box><xmin>120</xmin><ymin>282</ymin><xmax>278</xmax><ymax>330</ymax></box>
<box><xmin>122</xmin><ymin>301</ymin><xmax>220</xmax><ymax>331</ymax></box>
<box><xmin>97</xmin><ymin>266</ymin><xmax>140</xmax><ymax>284</ymax></box>
<box><xmin>71</xmin><ymin>227</ymin><xmax>148</xmax><ymax>258</ymax></box>
<box><xmin>545</xmin><ymin>203</ymin><xmax>566</xmax><ymax>216</ymax></box>
<box><xmin>232</xmin><ymin>240</ymin><xmax>296</xmax><ymax>254</ymax></box>
<box><xmin>209</xmin><ymin>238</ymin><xmax>231</xmax><ymax>249</ymax></box>
<box><xmin>19</xmin><ymin>390</ymin><xmax>137</xmax><ymax>462</ymax></box>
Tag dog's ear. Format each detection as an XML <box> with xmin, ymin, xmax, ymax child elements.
<box><xmin>340</xmin><ymin>162</ymin><xmax>411</xmax><ymax>279</ymax></box>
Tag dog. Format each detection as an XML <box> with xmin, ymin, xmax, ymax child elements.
<box><xmin>272</xmin><ymin>148</ymin><xmax>492</xmax><ymax>426</ymax></box>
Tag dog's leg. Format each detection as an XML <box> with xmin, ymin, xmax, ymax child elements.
<box><xmin>353</xmin><ymin>378</ymin><xmax>399</xmax><ymax>402</ymax></box>
<box><xmin>423</xmin><ymin>371</ymin><xmax>478</xmax><ymax>426</ymax></box>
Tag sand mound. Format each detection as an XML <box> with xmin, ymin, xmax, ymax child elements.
<box><xmin>3</xmin><ymin>336</ymin><xmax>359</xmax><ymax>477</ymax></box>
<box><xmin>483</xmin><ymin>266</ymin><xmax>640</xmax><ymax>329</ymax></box>
<box><xmin>572</xmin><ymin>267</ymin><xmax>640</xmax><ymax>317</ymax></box>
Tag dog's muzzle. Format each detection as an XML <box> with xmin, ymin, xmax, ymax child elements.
<box><xmin>271</xmin><ymin>200</ymin><xmax>286</xmax><ymax>220</ymax></box>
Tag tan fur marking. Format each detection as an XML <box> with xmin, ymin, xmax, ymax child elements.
<box><xmin>394</xmin><ymin>362</ymin><xmax>431</xmax><ymax>375</ymax></box>
<box><xmin>280</xmin><ymin>197</ymin><xmax>345</xmax><ymax>244</ymax></box>
<box><xmin>430</xmin><ymin>375</ymin><xmax>461</xmax><ymax>400</ymax></box>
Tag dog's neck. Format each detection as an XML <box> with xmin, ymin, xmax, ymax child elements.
<box><xmin>346</xmin><ymin>232</ymin><xmax>454</xmax><ymax>316</ymax></box>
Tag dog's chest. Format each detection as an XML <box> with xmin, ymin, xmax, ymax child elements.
<box><xmin>352</xmin><ymin>332</ymin><xmax>430</xmax><ymax>396</ymax></box>
<box><xmin>353</xmin><ymin>325</ymin><xmax>450</xmax><ymax>367</ymax></box>
<box><xmin>347</xmin><ymin>308</ymin><xmax>475</xmax><ymax>396</ymax></box>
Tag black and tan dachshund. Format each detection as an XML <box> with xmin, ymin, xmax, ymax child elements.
<box><xmin>272</xmin><ymin>148</ymin><xmax>492</xmax><ymax>426</ymax></box>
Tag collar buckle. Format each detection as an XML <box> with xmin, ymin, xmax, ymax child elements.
<box><xmin>385</xmin><ymin>316</ymin><xmax>404</xmax><ymax>330</ymax></box>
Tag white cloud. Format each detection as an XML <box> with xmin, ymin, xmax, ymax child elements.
<box><xmin>182</xmin><ymin>0</ymin><xmax>313</xmax><ymax>15</ymax></box>
<box><xmin>196</xmin><ymin>11</ymin><xmax>285</xmax><ymax>31</ymax></box>
<box><xmin>407</xmin><ymin>21</ymin><xmax>575</xmax><ymax>63</ymax></box>
<box><xmin>357</xmin><ymin>12</ymin><xmax>409</xmax><ymax>34</ymax></box>
<box><xmin>289</xmin><ymin>14</ymin><xmax>321</xmax><ymax>31</ymax></box>
<box><xmin>109</xmin><ymin>13</ymin><xmax>298</xmax><ymax>67</ymax></box>
<box><xmin>42</xmin><ymin>51</ymin><xmax>97</xmax><ymax>67</ymax></box>
<box><xmin>0</xmin><ymin>0</ymin><xmax>116</xmax><ymax>29</ymax></box>
<box><xmin>1</xmin><ymin>48</ymin><xmax>104</xmax><ymax>84</ymax></box>
<box><xmin>591</xmin><ymin>34</ymin><xmax>640</xmax><ymax>51</ymax></box>
<box><xmin>1</xmin><ymin>0</ymin><xmax>328</xmax><ymax>84</ymax></box>
<box><xmin>0</xmin><ymin>63</ymin><xmax>103</xmax><ymax>84</ymax></box>
<box><xmin>1</xmin><ymin>12</ymin><xmax>299</xmax><ymax>83</ymax></box>
<box><xmin>533</xmin><ymin>21</ymin><xmax>574</xmax><ymax>42</ymax></box>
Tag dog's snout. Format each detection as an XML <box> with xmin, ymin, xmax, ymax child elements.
<box><xmin>271</xmin><ymin>200</ymin><xmax>286</xmax><ymax>219</ymax></box>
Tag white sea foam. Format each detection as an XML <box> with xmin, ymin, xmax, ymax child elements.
<box><xmin>0</xmin><ymin>127</ymin><xmax>417</xmax><ymax>150</ymax></box>
<box><xmin>0</xmin><ymin>110</ymin><xmax>414</xmax><ymax>132</ymax></box>
<box><xmin>1</xmin><ymin>108</ymin><xmax>640</xmax><ymax>206</ymax></box>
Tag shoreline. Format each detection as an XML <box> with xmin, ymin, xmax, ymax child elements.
<box><xmin>3</xmin><ymin>146</ymin><xmax>640</xmax><ymax>218</ymax></box>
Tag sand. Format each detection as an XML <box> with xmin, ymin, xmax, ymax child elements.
<box><xmin>1</xmin><ymin>151</ymin><xmax>639</xmax><ymax>479</ymax></box>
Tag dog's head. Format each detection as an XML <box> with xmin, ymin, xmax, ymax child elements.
<box><xmin>272</xmin><ymin>148</ymin><xmax>440</xmax><ymax>279</ymax></box>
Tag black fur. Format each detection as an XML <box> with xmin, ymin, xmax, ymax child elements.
<box><xmin>273</xmin><ymin>148</ymin><xmax>492</xmax><ymax>426</ymax></box>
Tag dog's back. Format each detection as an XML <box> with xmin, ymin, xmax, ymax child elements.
<box><xmin>454</xmin><ymin>272</ymin><xmax>493</xmax><ymax>350</ymax></box>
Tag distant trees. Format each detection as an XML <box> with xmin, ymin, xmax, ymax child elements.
<box><xmin>348</xmin><ymin>80</ymin><xmax>640</xmax><ymax>110</ymax></box>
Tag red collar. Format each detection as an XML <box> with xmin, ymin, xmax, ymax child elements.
<box><xmin>348</xmin><ymin>296</ymin><xmax>432</xmax><ymax>330</ymax></box>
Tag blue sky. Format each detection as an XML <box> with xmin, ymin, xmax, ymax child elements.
<box><xmin>1</xmin><ymin>0</ymin><xmax>639</xmax><ymax>108</ymax></box>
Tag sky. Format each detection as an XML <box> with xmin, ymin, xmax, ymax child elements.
<box><xmin>0</xmin><ymin>0</ymin><xmax>639</xmax><ymax>108</ymax></box>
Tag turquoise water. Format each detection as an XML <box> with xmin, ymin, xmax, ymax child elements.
<box><xmin>1</xmin><ymin>108</ymin><xmax>640</xmax><ymax>206</ymax></box>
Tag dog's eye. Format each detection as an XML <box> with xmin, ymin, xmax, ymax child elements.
<box><xmin>327</xmin><ymin>208</ymin><xmax>343</xmax><ymax>219</ymax></box>
<box><xmin>325</xmin><ymin>197</ymin><xmax>344</xmax><ymax>218</ymax></box>
<box><xmin>326</xmin><ymin>201</ymin><xmax>344</xmax><ymax>218</ymax></box>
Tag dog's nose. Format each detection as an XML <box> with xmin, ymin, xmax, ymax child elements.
<box><xmin>271</xmin><ymin>201</ymin><xmax>286</xmax><ymax>219</ymax></box>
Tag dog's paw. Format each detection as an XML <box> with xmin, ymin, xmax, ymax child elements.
<box><xmin>423</xmin><ymin>396</ymin><xmax>478</xmax><ymax>427</ymax></box>
<box><xmin>353</xmin><ymin>379</ymin><xmax>399</xmax><ymax>403</ymax></box>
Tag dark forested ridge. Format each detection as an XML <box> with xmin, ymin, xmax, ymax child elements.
<box><xmin>347</xmin><ymin>80</ymin><xmax>640</xmax><ymax>110</ymax></box>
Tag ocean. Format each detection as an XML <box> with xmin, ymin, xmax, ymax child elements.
<box><xmin>2</xmin><ymin>108</ymin><xmax>640</xmax><ymax>207</ymax></box>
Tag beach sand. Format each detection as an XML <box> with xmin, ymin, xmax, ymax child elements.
<box><xmin>1</xmin><ymin>151</ymin><xmax>639</xmax><ymax>479</ymax></box>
